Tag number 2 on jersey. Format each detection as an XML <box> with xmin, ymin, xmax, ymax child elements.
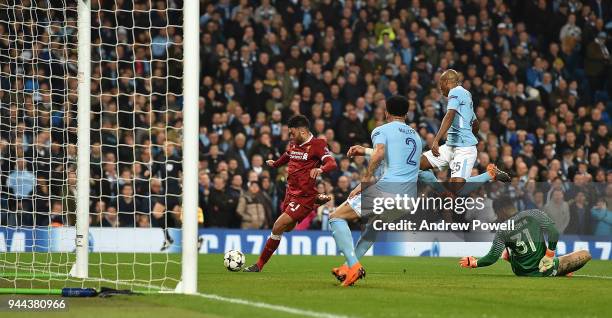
<box><xmin>405</xmin><ymin>137</ymin><xmax>417</xmax><ymax>166</ymax></box>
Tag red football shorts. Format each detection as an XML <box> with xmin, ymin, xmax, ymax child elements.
<box><xmin>281</xmin><ymin>194</ymin><xmax>316</xmax><ymax>222</ymax></box>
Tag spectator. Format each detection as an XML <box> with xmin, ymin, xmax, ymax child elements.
<box><xmin>226</xmin><ymin>133</ymin><xmax>250</xmax><ymax>174</ymax></box>
<box><xmin>49</xmin><ymin>201</ymin><xmax>66</xmax><ymax>227</ymax></box>
<box><xmin>591</xmin><ymin>183</ymin><xmax>612</xmax><ymax>236</ymax></box>
<box><xmin>544</xmin><ymin>189</ymin><xmax>571</xmax><ymax>233</ymax></box>
<box><xmin>337</xmin><ymin>105</ymin><xmax>368</xmax><ymax>149</ymax></box>
<box><xmin>560</xmin><ymin>14</ymin><xmax>582</xmax><ymax>42</ymax></box>
<box><xmin>333</xmin><ymin>176</ymin><xmax>351</xmax><ymax>207</ymax></box>
<box><xmin>236</xmin><ymin>181</ymin><xmax>272</xmax><ymax>229</ymax></box>
<box><xmin>117</xmin><ymin>184</ymin><xmax>137</xmax><ymax>227</ymax></box>
<box><xmin>204</xmin><ymin>176</ymin><xmax>235</xmax><ymax>228</ymax></box>
<box><xmin>1</xmin><ymin>0</ymin><xmax>610</xmax><ymax>233</ymax></box>
<box><xmin>585</xmin><ymin>32</ymin><xmax>610</xmax><ymax>92</ymax></box>
<box><xmin>91</xmin><ymin>200</ymin><xmax>107</xmax><ymax>227</ymax></box>
<box><xmin>567</xmin><ymin>191</ymin><xmax>592</xmax><ymax>234</ymax></box>
<box><xmin>7</xmin><ymin>158</ymin><xmax>36</xmax><ymax>199</ymax></box>
<box><xmin>590</xmin><ymin>196</ymin><xmax>612</xmax><ymax>236</ymax></box>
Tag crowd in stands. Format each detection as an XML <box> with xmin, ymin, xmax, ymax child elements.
<box><xmin>199</xmin><ymin>0</ymin><xmax>611</xmax><ymax>235</ymax></box>
<box><xmin>0</xmin><ymin>1</ymin><xmax>610</xmax><ymax>236</ymax></box>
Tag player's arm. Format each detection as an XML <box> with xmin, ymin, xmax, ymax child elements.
<box><xmin>530</xmin><ymin>210</ymin><xmax>560</xmax><ymax>272</ymax></box>
<box><xmin>362</xmin><ymin>128</ymin><xmax>386</xmax><ymax>183</ymax></box>
<box><xmin>542</xmin><ymin>219</ymin><xmax>559</xmax><ymax>251</ymax></box>
<box><xmin>362</xmin><ymin>143</ymin><xmax>384</xmax><ymax>183</ymax></box>
<box><xmin>349</xmin><ymin>143</ymin><xmax>384</xmax><ymax>199</ymax></box>
<box><xmin>320</xmin><ymin>155</ymin><xmax>337</xmax><ymax>172</ymax></box>
<box><xmin>460</xmin><ymin>232</ymin><xmax>505</xmax><ymax>268</ymax></box>
<box><xmin>310</xmin><ymin>142</ymin><xmax>337</xmax><ymax>178</ymax></box>
<box><xmin>471</xmin><ymin>118</ymin><xmax>479</xmax><ymax>136</ymax></box>
<box><xmin>347</xmin><ymin>145</ymin><xmax>369</xmax><ymax>157</ymax></box>
<box><xmin>310</xmin><ymin>155</ymin><xmax>337</xmax><ymax>178</ymax></box>
<box><xmin>267</xmin><ymin>151</ymin><xmax>290</xmax><ymax>168</ymax></box>
<box><xmin>432</xmin><ymin>109</ymin><xmax>456</xmax><ymax>156</ymax></box>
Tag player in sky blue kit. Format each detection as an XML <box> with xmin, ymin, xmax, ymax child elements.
<box><xmin>328</xmin><ymin>95</ymin><xmax>421</xmax><ymax>287</ymax></box>
<box><xmin>330</xmin><ymin>71</ymin><xmax>511</xmax><ymax>285</ymax></box>
<box><xmin>420</xmin><ymin>69</ymin><xmax>509</xmax><ymax>194</ymax></box>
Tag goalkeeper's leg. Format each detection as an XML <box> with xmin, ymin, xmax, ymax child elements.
<box><xmin>557</xmin><ymin>250</ymin><xmax>592</xmax><ymax>276</ymax></box>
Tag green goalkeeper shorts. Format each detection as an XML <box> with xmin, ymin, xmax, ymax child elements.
<box><xmin>516</xmin><ymin>257</ymin><xmax>560</xmax><ymax>277</ymax></box>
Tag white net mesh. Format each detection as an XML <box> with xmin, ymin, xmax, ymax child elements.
<box><xmin>0</xmin><ymin>0</ymin><xmax>185</xmax><ymax>292</ymax></box>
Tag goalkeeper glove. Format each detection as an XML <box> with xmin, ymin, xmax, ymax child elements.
<box><xmin>459</xmin><ymin>256</ymin><xmax>478</xmax><ymax>268</ymax></box>
<box><xmin>538</xmin><ymin>249</ymin><xmax>555</xmax><ymax>272</ymax></box>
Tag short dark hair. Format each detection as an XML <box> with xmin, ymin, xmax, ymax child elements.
<box><xmin>288</xmin><ymin>114</ymin><xmax>310</xmax><ymax>128</ymax></box>
<box><xmin>386</xmin><ymin>95</ymin><xmax>409</xmax><ymax>117</ymax></box>
<box><xmin>492</xmin><ymin>195</ymin><xmax>515</xmax><ymax>212</ymax></box>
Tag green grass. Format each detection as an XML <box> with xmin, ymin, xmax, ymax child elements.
<box><xmin>1</xmin><ymin>254</ymin><xmax>611</xmax><ymax>317</ymax></box>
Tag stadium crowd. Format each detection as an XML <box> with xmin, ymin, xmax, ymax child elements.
<box><xmin>198</xmin><ymin>0</ymin><xmax>612</xmax><ymax>236</ymax></box>
<box><xmin>0</xmin><ymin>1</ymin><xmax>610</xmax><ymax>236</ymax></box>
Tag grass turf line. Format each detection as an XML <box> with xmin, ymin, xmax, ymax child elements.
<box><xmin>0</xmin><ymin>254</ymin><xmax>611</xmax><ymax>317</ymax></box>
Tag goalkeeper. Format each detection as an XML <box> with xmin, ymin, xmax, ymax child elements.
<box><xmin>459</xmin><ymin>196</ymin><xmax>591</xmax><ymax>277</ymax></box>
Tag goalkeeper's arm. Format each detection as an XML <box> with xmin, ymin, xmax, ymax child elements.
<box><xmin>537</xmin><ymin>212</ymin><xmax>560</xmax><ymax>272</ymax></box>
<box><xmin>542</xmin><ymin>215</ymin><xmax>559</xmax><ymax>251</ymax></box>
<box><xmin>460</xmin><ymin>232</ymin><xmax>505</xmax><ymax>268</ymax></box>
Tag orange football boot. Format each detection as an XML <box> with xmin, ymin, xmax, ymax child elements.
<box><xmin>341</xmin><ymin>262</ymin><xmax>366</xmax><ymax>287</ymax></box>
<box><xmin>331</xmin><ymin>264</ymin><xmax>349</xmax><ymax>282</ymax></box>
<box><xmin>487</xmin><ymin>164</ymin><xmax>511</xmax><ymax>182</ymax></box>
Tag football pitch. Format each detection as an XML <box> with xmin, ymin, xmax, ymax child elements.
<box><xmin>1</xmin><ymin>254</ymin><xmax>611</xmax><ymax>317</ymax></box>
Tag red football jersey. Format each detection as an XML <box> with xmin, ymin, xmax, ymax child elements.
<box><xmin>280</xmin><ymin>135</ymin><xmax>331</xmax><ymax>197</ymax></box>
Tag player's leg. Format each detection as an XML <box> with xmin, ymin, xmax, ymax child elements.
<box><xmin>243</xmin><ymin>212</ymin><xmax>297</xmax><ymax>272</ymax></box>
<box><xmin>421</xmin><ymin>144</ymin><xmax>455</xmax><ymax>193</ymax></box>
<box><xmin>418</xmin><ymin>170</ymin><xmax>447</xmax><ymax>193</ymax></box>
<box><xmin>420</xmin><ymin>144</ymin><xmax>452</xmax><ymax>172</ymax></box>
<box><xmin>456</xmin><ymin>164</ymin><xmax>511</xmax><ymax>195</ymax></box>
<box><xmin>329</xmin><ymin>202</ymin><xmax>360</xmax><ymax>267</ymax></box>
<box><xmin>419</xmin><ymin>155</ymin><xmax>434</xmax><ymax>170</ymax></box>
<box><xmin>329</xmin><ymin>199</ymin><xmax>365</xmax><ymax>286</ymax></box>
<box><xmin>354</xmin><ymin>224</ymin><xmax>377</xmax><ymax>259</ymax></box>
<box><xmin>419</xmin><ymin>164</ymin><xmax>509</xmax><ymax>197</ymax></box>
<box><xmin>333</xmin><ymin>215</ymin><xmax>380</xmax><ymax>282</ymax></box>
<box><xmin>332</xmin><ymin>216</ymin><xmax>378</xmax><ymax>281</ymax></box>
<box><xmin>556</xmin><ymin>250</ymin><xmax>592</xmax><ymax>276</ymax></box>
<box><xmin>446</xmin><ymin>146</ymin><xmax>478</xmax><ymax>194</ymax></box>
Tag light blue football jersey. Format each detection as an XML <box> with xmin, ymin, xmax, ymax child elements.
<box><xmin>371</xmin><ymin>120</ymin><xmax>422</xmax><ymax>186</ymax></box>
<box><xmin>446</xmin><ymin>86</ymin><xmax>478</xmax><ymax>147</ymax></box>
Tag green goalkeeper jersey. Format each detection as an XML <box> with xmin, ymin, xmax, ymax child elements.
<box><xmin>477</xmin><ymin>209</ymin><xmax>559</xmax><ymax>276</ymax></box>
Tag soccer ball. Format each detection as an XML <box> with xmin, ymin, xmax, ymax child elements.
<box><xmin>223</xmin><ymin>250</ymin><xmax>245</xmax><ymax>271</ymax></box>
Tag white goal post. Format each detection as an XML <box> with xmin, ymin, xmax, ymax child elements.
<box><xmin>0</xmin><ymin>0</ymin><xmax>199</xmax><ymax>295</ymax></box>
<box><xmin>180</xmin><ymin>0</ymin><xmax>199</xmax><ymax>295</ymax></box>
<box><xmin>74</xmin><ymin>0</ymin><xmax>92</xmax><ymax>280</ymax></box>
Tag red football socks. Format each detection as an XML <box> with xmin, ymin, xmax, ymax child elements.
<box><xmin>256</xmin><ymin>235</ymin><xmax>281</xmax><ymax>270</ymax></box>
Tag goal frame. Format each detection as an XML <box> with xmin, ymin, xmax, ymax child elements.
<box><xmin>72</xmin><ymin>0</ymin><xmax>199</xmax><ymax>294</ymax></box>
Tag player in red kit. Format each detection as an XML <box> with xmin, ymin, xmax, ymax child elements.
<box><xmin>243</xmin><ymin>115</ymin><xmax>337</xmax><ymax>272</ymax></box>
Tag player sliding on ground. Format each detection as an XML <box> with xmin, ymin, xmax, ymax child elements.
<box><xmin>420</xmin><ymin>69</ymin><xmax>510</xmax><ymax>194</ymax></box>
<box><xmin>459</xmin><ymin>196</ymin><xmax>592</xmax><ymax>277</ymax></box>
<box><xmin>328</xmin><ymin>95</ymin><xmax>422</xmax><ymax>287</ymax></box>
<box><xmin>243</xmin><ymin>115</ymin><xmax>336</xmax><ymax>272</ymax></box>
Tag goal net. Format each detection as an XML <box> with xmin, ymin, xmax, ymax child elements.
<box><xmin>0</xmin><ymin>0</ymin><xmax>198</xmax><ymax>294</ymax></box>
